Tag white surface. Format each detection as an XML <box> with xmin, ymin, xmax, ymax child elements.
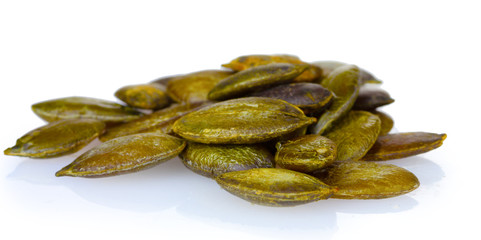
<box><xmin>0</xmin><ymin>1</ymin><xmax>479</xmax><ymax>239</ymax></box>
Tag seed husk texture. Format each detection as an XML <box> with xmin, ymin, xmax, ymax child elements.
<box><xmin>115</xmin><ymin>83</ymin><xmax>171</xmax><ymax>110</ymax></box>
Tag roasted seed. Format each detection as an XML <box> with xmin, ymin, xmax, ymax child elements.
<box><xmin>114</xmin><ymin>83</ymin><xmax>171</xmax><ymax>110</ymax></box>
<box><xmin>353</xmin><ymin>87</ymin><xmax>395</xmax><ymax>110</ymax></box>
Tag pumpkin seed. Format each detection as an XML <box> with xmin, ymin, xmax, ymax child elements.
<box><xmin>275</xmin><ymin>135</ymin><xmax>337</xmax><ymax>173</ymax></box>
<box><xmin>310</xmin><ymin>65</ymin><xmax>361</xmax><ymax>134</ymax></box>
<box><xmin>32</xmin><ymin>96</ymin><xmax>143</xmax><ymax>124</ymax></box>
<box><xmin>4</xmin><ymin>119</ymin><xmax>105</xmax><ymax>158</ymax></box>
<box><xmin>56</xmin><ymin>132</ymin><xmax>185</xmax><ymax>177</ymax></box>
<box><xmin>180</xmin><ymin>142</ymin><xmax>274</xmax><ymax>178</ymax></box>
<box><xmin>172</xmin><ymin>97</ymin><xmax>316</xmax><ymax>144</ymax></box>
<box><xmin>208</xmin><ymin>63</ymin><xmax>309</xmax><ymax>101</ymax></box>
<box><xmin>311</xmin><ymin>61</ymin><xmax>382</xmax><ymax>85</ymax></box>
<box><xmin>362</xmin><ymin>132</ymin><xmax>447</xmax><ymax>161</ymax></box>
<box><xmin>222</xmin><ymin>54</ymin><xmax>322</xmax><ymax>82</ymax></box>
<box><xmin>114</xmin><ymin>83</ymin><xmax>170</xmax><ymax>110</ymax></box>
<box><xmin>312</xmin><ymin>161</ymin><xmax>419</xmax><ymax>199</ymax></box>
<box><xmin>167</xmin><ymin>70</ymin><xmax>233</xmax><ymax>104</ymax></box>
<box><xmin>353</xmin><ymin>87</ymin><xmax>394</xmax><ymax>110</ymax></box>
<box><xmin>371</xmin><ymin>110</ymin><xmax>394</xmax><ymax>135</ymax></box>
<box><xmin>99</xmin><ymin>102</ymin><xmax>205</xmax><ymax>142</ymax></box>
<box><xmin>324</xmin><ymin>111</ymin><xmax>381</xmax><ymax>161</ymax></box>
<box><xmin>215</xmin><ymin>168</ymin><xmax>335</xmax><ymax>206</ymax></box>
<box><xmin>150</xmin><ymin>74</ymin><xmax>183</xmax><ymax>86</ymax></box>
<box><xmin>249</xmin><ymin>83</ymin><xmax>333</xmax><ymax>115</ymax></box>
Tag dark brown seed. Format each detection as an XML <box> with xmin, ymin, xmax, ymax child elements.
<box><xmin>250</xmin><ymin>83</ymin><xmax>333</xmax><ymax>115</ymax></box>
<box><xmin>114</xmin><ymin>83</ymin><xmax>171</xmax><ymax>110</ymax></box>
<box><xmin>313</xmin><ymin>161</ymin><xmax>419</xmax><ymax>199</ymax></box>
<box><xmin>215</xmin><ymin>168</ymin><xmax>335</xmax><ymax>206</ymax></box>
<box><xmin>353</xmin><ymin>87</ymin><xmax>395</xmax><ymax>110</ymax></box>
<box><xmin>4</xmin><ymin>119</ymin><xmax>105</xmax><ymax>158</ymax></box>
<box><xmin>362</xmin><ymin>132</ymin><xmax>447</xmax><ymax>161</ymax></box>
<box><xmin>56</xmin><ymin>133</ymin><xmax>186</xmax><ymax>177</ymax></box>
<box><xmin>180</xmin><ymin>142</ymin><xmax>274</xmax><ymax>178</ymax></box>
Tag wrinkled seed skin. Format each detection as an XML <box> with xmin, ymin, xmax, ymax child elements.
<box><xmin>310</xmin><ymin>65</ymin><xmax>361</xmax><ymax>135</ymax></box>
<box><xmin>208</xmin><ymin>63</ymin><xmax>309</xmax><ymax>101</ymax></box>
<box><xmin>180</xmin><ymin>142</ymin><xmax>274</xmax><ymax>178</ymax></box>
<box><xmin>56</xmin><ymin>133</ymin><xmax>186</xmax><ymax>177</ymax></box>
<box><xmin>222</xmin><ymin>54</ymin><xmax>322</xmax><ymax>82</ymax></box>
<box><xmin>362</xmin><ymin>132</ymin><xmax>447</xmax><ymax>161</ymax></box>
<box><xmin>371</xmin><ymin>110</ymin><xmax>394</xmax><ymax>135</ymax></box>
<box><xmin>32</xmin><ymin>96</ymin><xmax>143</xmax><ymax>124</ymax></box>
<box><xmin>4</xmin><ymin>119</ymin><xmax>105</xmax><ymax>158</ymax></box>
<box><xmin>353</xmin><ymin>87</ymin><xmax>395</xmax><ymax>110</ymax></box>
<box><xmin>99</xmin><ymin>102</ymin><xmax>205</xmax><ymax>142</ymax></box>
<box><xmin>313</xmin><ymin>161</ymin><xmax>419</xmax><ymax>199</ymax></box>
<box><xmin>167</xmin><ymin>70</ymin><xmax>234</xmax><ymax>104</ymax></box>
<box><xmin>114</xmin><ymin>83</ymin><xmax>170</xmax><ymax>110</ymax></box>
<box><xmin>275</xmin><ymin>135</ymin><xmax>337</xmax><ymax>173</ymax></box>
<box><xmin>215</xmin><ymin>168</ymin><xmax>335</xmax><ymax>207</ymax></box>
<box><xmin>324</xmin><ymin>111</ymin><xmax>381</xmax><ymax>162</ymax></box>
<box><xmin>250</xmin><ymin>83</ymin><xmax>333</xmax><ymax>115</ymax></box>
<box><xmin>172</xmin><ymin>97</ymin><xmax>316</xmax><ymax>144</ymax></box>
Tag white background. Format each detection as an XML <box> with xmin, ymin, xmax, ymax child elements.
<box><xmin>1</xmin><ymin>1</ymin><xmax>479</xmax><ymax>239</ymax></box>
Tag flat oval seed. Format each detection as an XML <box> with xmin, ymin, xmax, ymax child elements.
<box><xmin>310</xmin><ymin>65</ymin><xmax>361</xmax><ymax>134</ymax></box>
<box><xmin>324</xmin><ymin>111</ymin><xmax>381</xmax><ymax>162</ymax></box>
<box><xmin>250</xmin><ymin>83</ymin><xmax>333</xmax><ymax>115</ymax></box>
<box><xmin>115</xmin><ymin>83</ymin><xmax>170</xmax><ymax>110</ymax></box>
<box><xmin>362</xmin><ymin>132</ymin><xmax>447</xmax><ymax>161</ymax></box>
<box><xmin>371</xmin><ymin>110</ymin><xmax>394</xmax><ymax>135</ymax></box>
<box><xmin>172</xmin><ymin>97</ymin><xmax>316</xmax><ymax>144</ymax></box>
<box><xmin>215</xmin><ymin>168</ymin><xmax>335</xmax><ymax>207</ymax></box>
<box><xmin>167</xmin><ymin>70</ymin><xmax>233</xmax><ymax>104</ymax></box>
<box><xmin>222</xmin><ymin>54</ymin><xmax>322</xmax><ymax>82</ymax></box>
<box><xmin>311</xmin><ymin>61</ymin><xmax>382</xmax><ymax>85</ymax></box>
<box><xmin>99</xmin><ymin>102</ymin><xmax>205</xmax><ymax>142</ymax></box>
<box><xmin>56</xmin><ymin>133</ymin><xmax>186</xmax><ymax>177</ymax></box>
<box><xmin>313</xmin><ymin>161</ymin><xmax>419</xmax><ymax>199</ymax></box>
<box><xmin>4</xmin><ymin>119</ymin><xmax>105</xmax><ymax>158</ymax></box>
<box><xmin>275</xmin><ymin>135</ymin><xmax>337</xmax><ymax>173</ymax></box>
<box><xmin>353</xmin><ymin>87</ymin><xmax>395</xmax><ymax>110</ymax></box>
<box><xmin>208</xmin><ymin>63</ymin><xmax>309</xmax><ymax>101</ymax></box>
<box><xmin>180</xmin><ymin>142</ymin><xmax>274</xmax><ymax>178</ymax></box>
<box><xmin>32</xmin><ymin>96</ymin><xmax>143</xmax><ymax>124</ymax></box>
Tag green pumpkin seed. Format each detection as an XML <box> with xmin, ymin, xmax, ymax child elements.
<box><xmin>312</xmin><ymin>161</ymin><xmax>419</xmax><ymax>199</ymax></box>
<box><xmin>371</xmin><ymin>110</ymin><xmax>394</xmax><ymax>135</ymax></box>
<box><xmin>172</xmin><ymin>97</ymin><xmax>316</xmax><ymax>144</ymax></box>
<box><xmin>275</xmin><ymin>135</ymin><xmax>337</xmax><ymax>173</ymax></box>
<box><xmin>114</xmin><ymin>83</ymin><xmax>170</xmax><ymax>110</ymax></box>
<box><xmin>56</xmin><ymin>133</ymin><xmax>186</xmax><ymax>177</ymax></box>
<box><xmin>353</xmin><ymin>87</ymin><xmax>394</xmax><ymax>110</ymax></box>
<box><xmin>250</xmin><ymin>83</ymin><xmax>333</xmax><ymax>115</ymax></box>
<box><xmin>324</xmin><ymin>111</ymin><xmax>381</xmax><ymax>162</ymax></box>
<box><xmin>312</xmin><ymin>61</ymin><xmax>382</xmax><ymax>85</ymax></box>
<box><xmin>215</xmin><ymin>168</ymin><xmax>335</xmax><ymax>206</ymax></box>
<box><xmin>99</xmin><ymin>102</ymin><xmax>205</xmax><ymax>142</ymax></box>
<box><xmin>180</xmin><ymin>142</ymin><xmax>274</xmax><ymax>178</ymax></box>
<box><xmin>32</xmin><ymin>96</ymin><xmax>143</xmax><ymax>124</ymax></box>
<box><xmin>208</xmin><ymin>63</ymin><xmax>309</xmax><ymax>101</ymax></box>
<box><xmin>167</xmin><ymin>70</ymin><xmax>233</xmax><ymax>104</ymax></box>
<box><xmin>4</xmin><ymin>119</ymin><xmax>105</xmax><ymax>158</ymax></box>
<box><xmin>362</xmin><ymin>132</ymin><xmax>447</xmax><ymax>161</ymax></box>
<box><xmin>310</xmin><ymin>65</ymin><xmax>361</xmax><ymax>134</ymax></box>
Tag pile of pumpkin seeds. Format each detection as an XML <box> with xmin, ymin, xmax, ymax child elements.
<box><xmin>4</xmin><ymin>54</ymin><xmax>446</xmax><ymax>207</ymax></box>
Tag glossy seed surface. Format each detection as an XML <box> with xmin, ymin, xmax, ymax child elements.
<box><xmin>310</xmin><ymin>65</ymin><xmax>361</xmax><ymax>134</ymax></box>
<box><xmin>222</xmin><ymin>54</ymin><xmax>322</xmax><ymax>82</ymax></box>
<box><xmin>313</xmin><ymin>161</ymin><xmax>419</xmax><ymax>199</ymax></box>
<box><xmin>172</xmin><ymin>97</ymin><xmax>316</xmax><ymax>144</ymax></box>
<box><xmin>311</xmin><ymin>61</ymin><xmax>382</xmax><ymax>84</ymax></box>
<box><xmin>362</xmin><ymin>132</ymin><xmax>447</xmax><ymax>161</ymax></box>
<box><xmin>56</xmin><ymin>133</ymin><xmax>186</xmax><ymax>177</ymax></box>
<box><xmin>215</xmin><ymin>168</ymin><xmax>335</xmax><ymax>206</ymax></box>
<box><xmin>324</xmin><ymin>111</ymin><xmax>381</xmax><ymax>162</ymax></box>
<box><xmin>180</xmin><ymin>142</ymin><xmax>274</xmax><ymax>178</ymax></box>
<box><xmin>167</xmin><ymin>70</ymin><xmax>233</xmax><ymax>103</ymax></box>
<box><xmin>208</xmin><ymin>63</ymin><xmax>309</xmax><ymax>101</ymax></box>
<box><xmin>353</xmin><ymin>87</ymin><xmax>394</xmax><ymax>110</ymax></box>
<box><xmin>32</xmin><ymin>96</ymin><xmax>143</xmax><ymax>124</ymax></box>
<box><xmin>372</xmin><ymin>110</ymin><xmax>394</xmax><ymax>135</ymax></box>
<box><xmin>4</xmin><ymin>119</ymin><xmax>105</xmax><ymax>158</ymax></box>
<box><xmin>99</xmin><ymin>102</ymin><xmax>205</xmax><ymax>142</ymax></box>
<box><xmin>250</xmin><ymin>83</ymin><xmax>333</xmax><ymax>115</ymax></box>
<box><xmin>275</xmin><ymin>135</ymin><xmax>337</xmax><ymax>173</ymax></box>
<box><xmin>114</xmin><ymin>83</ymin><xmax>170</xmax><ymax>110</ymax></box>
